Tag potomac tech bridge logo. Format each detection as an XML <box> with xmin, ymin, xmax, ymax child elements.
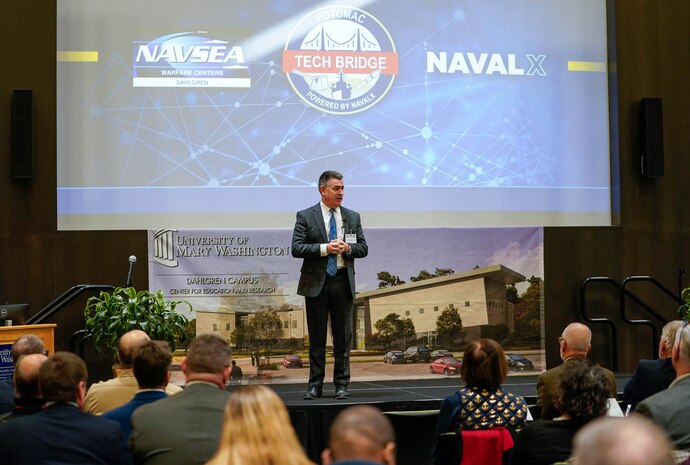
<box><xmin>283</xmin><ymin>6</ymin><xmax>398</xmax><ymax>115</ymax></box>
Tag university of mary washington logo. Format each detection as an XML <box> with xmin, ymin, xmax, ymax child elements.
<box><xmin>283</xmin><ymin>6</ymin><xmax>398</xmax><ymax>115</ymax></box>
<box><xmin>153</xmin><ymin>229</ymin><xmax>179</xmax><ymax>268</ymax></box>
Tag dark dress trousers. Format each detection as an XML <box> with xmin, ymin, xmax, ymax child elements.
<box><xmin>0</xmin><ymin>402</ymin><xmax>133</xmax><ymax>465</ymax></box>
<box><xmin>292</xmin><ymin>203</ymin><xmax>367</xmax><ymax>389</ymax></box>
<box><xmin>622</xmin><ymin>357</ymin><xmax>675</xmax><ymax>409</ymax></box>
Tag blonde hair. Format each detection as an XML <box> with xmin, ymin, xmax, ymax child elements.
<box><xmin>206</xmin><ymin>385</ymin><xmax>314</xmax><ymax>465</ymax></box>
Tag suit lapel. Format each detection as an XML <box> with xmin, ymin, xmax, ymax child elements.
<box><xmin>310</xmin><ymin>203</ymin><xmax>328</xmax><ymax>243</ymax></box>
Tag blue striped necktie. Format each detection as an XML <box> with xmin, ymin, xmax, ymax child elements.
<box><xmin>326</xmin><ymin>208</ymin><xmax>337</xmax><ymax>277</ymax></box>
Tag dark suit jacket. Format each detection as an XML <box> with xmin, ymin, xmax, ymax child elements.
<box><xmin>0</xmin><ymin>402</ymin><xmax>133</xmax><ymax>465</ymax></box>
<box><xmin>537</xmin><ymin>357</ymin><xmax>617</xmax><ymax>419</ymax></box>
<box><xmin>103</xmin><ymin>390</ymin><xmax>167</xmax><ymax>440</ymax></box>
<box><xmin>0</xmin><ymin>377</ymin><xmax>15</xmax><ymax>414</ymax></box>
<box><xmin>291</xmin><ymin>203</ymin><xmax>368</xmax><ymax>298</ymax></box>
<box><xmin>636</xmin><ymin>375</ymin><xmax>690</xmax><ymax>450</ymax></box>
<box><xmin>130</xmin><ymin>382</ymin><xmax>230</xmax><ymax>465</ymax></box>
<box><xmin>622</xmin><ymin>357</ymin><xmax>675</xmax><ymax>409</ymax></box>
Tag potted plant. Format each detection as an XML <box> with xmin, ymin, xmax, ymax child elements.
<box><xmin>84</xmin><ymin>287</ymin><xmax>191</xmax><ymax>360</ymax></box>
<box><xmin>680</xmin><ymin>285</ymin><xmax>690</xmax><ymax>322</ymax></box>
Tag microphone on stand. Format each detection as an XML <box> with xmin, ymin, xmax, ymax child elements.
<box><xmin>125</xmin><ymin>255</ymin><xmax>137</xmax><ymax>288</ymax></box>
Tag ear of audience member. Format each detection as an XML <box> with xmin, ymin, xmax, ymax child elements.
<box><xmin>130</xmin><ymin>333</ymin><xmax>231</xmax><ymax>465</ymax></box>
<box><xmin>0</xmin><ymin>352</ymin><xmax>134</xmax><ymax>465</ymax></box>
<box><xmin>571</xmin><ymin>416</ymin><xmax>674</xmax><ymax>465</ymax></box>
<box><xmin>206</xmin><ymin>384</ymin><xmax>315</xmax><ymax>465</ymax></box>
<box><xmin>321</xmin><ymin>405</ymin><xmax>396</xmax><ymax>465</ymax></box>
<box><xmin>0</xmin><ymin>334</ymin><xmax>46</xmax><ymax>415</ymax></box>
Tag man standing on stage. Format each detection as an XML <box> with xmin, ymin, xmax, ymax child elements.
<box><xmin>292</xmin><ymin>170</ymin><xmax>368</xmax><ymax>400</ymax></box>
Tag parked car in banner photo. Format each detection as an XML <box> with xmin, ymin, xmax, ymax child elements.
<box><xmin>404</xmin><ymin>346</ymin><xmax>431</xmax><ymax>363</ymax></box>
<box><xmin>430</xmin><ymin>349</ymin><xmax>453</xmax><ymax>360</ymax></box>
<box><xmin>383</xmin><ymin>351</ymin><xmax>406</xmax><ymax>364</ymax></box>
<box><xmin>429</xmin><ymin>357</ymin><xmax>463</xmax><ymax>376</ymax></box>
<box><xmin>505</xmin><ymin>353</ymin><xmax>535</xmax><ymax>372</ymax></box>
<box><xmin>283</xmin><ymin>354</ymin><xmax>304</xmax><ymax>368</ymax></box>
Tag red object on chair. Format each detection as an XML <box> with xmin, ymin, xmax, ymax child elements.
<box><xmin>459</xmin><ymin>427</ymin><xmax>514</xmax><ymax>465</ymax></box>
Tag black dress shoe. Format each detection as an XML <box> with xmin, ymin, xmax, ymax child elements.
<box><xmin>304</xmin><ymin>386</ymin><xmax>322</xmax><ymax>400</ymax></box>
<box><xmin>335</xmin><ymin>385</ymin><xmax>350</xmax><ymax>399</ymax></box>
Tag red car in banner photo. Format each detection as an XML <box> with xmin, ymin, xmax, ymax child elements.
<box><xmin>429</xmin><ymin>357</ymin><xmax>462</xmax><ymax>376</ymax></box>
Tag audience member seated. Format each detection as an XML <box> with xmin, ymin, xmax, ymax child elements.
<box><xmin>623</xmin><ymin>320</ymin><xmax>683</xmax><ymax>410</ymax></box>
<box><xmin>321</xmin><ymin>404</ymin><xmax>396</xmax><ymax>465</ymax></box>
<box><xmin>103</xmin><ymin>340</ymin><xmax>173</xmax><ymax>439</ymax></box>
<box><xmin>509</xmin><ymin>358</ymin><xmax>611</xmax><ymax>465</ymax></box>
<box><xmin>635</xmin><ymin>322</ymin><xmax>690</xmax><ymax>451</ymax></box>
<box><xmin>130</xmin><ymin>333</ymin><xmax>231</xmax><ymax>465</ymax></box>
<box><xmin>571</xmin><ymin>416</ymin><xmax>673</xmax><ymax>465</ymax></box>
<box><xmin>0</xmin><ymin>334</ymin><xmax>46</xmax><ymax>414</ymax></box>
<box><xmin>0</xmin><ymin>353</ymin><xmax>48</xmax><ymax>422</ymax></box>
<box><xmin>206</xmin><ymin>384</ymin><xmax>315</xmax><ymax>465</ymax></box>
<box><xmin>537</xmin><ymin>322</ymin><xmax>617</xmax><ymax>419</ymax></box>
<box><xmin>432</xmin><ymin>338</ymin><xmax>527</xmax><ymax>464</ymax></box>
<box><xmin>84</xmin><ymin>329</ymin><xmax>182</xmax><ymax>415</ymax></box>
<box><xmin>0</xmin><ymin>351</ymin><xmax>133</xmax><ymax>465</ymax></box>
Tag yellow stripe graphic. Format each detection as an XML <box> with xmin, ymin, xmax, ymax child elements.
<box><xmin>57</xmin><ymin>51</ymin><xmax>99</xmax><ymax>62</ymax></box>
<box><xmin>567</xmin><ymin>61</ymin><xmax>606</xmax><ymax>72</ymax></box>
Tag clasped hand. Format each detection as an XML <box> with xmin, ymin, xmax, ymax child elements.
<box><xmin>328</xmin><ymin>239</ymin><xmax>349</xmax><ymax>254</ymax></box>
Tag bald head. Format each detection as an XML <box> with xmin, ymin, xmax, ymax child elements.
<box><xmin>572</xmin><ymin>416</ymin><xmax>673</xmax><ymax>465</ymax></box>
<box><xmin>14</xmin><ymin>353</ymin><xmax>48</xmax><ymax>398</ymax></box>
<box><xmin>323</xmin><ymin>405</ymin><xmax>396</xmax><ymax>465</ymax></box>
<box><xmin>560</xmin><ymin>323</ymin><xmax>592</xmax><ymax>360</ymax></box>
<box><xmin>117</xmin><ymin>330</ymin><xmax>150</xmax><ymax>367</ymax></box>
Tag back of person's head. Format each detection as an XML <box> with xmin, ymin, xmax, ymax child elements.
<box><xmin>555</xmin><ymin>358</ymin><xmax>611</xmax><ymax>424</ymax></box>
<box><xmin>117</xmin><ymin>329</ymin><xmax>150</xmax><ymax>367</ymax></box>
<box><xmin>659</xmin><ymin>320</ymin><xmax>685</xmax><ymax>357</ymax></box>
<box><xmin>132</xmin><ymin>340</ymin><xmax>172</xmax><ymax>389</ymax></box>
<box><xmin>208</xmin><ymin>385</ymin><xmax>312</xmax><ymax>465</ymax></box>
<box><xmin>560</xmin><ymin>322</ymin><xmax>592</xmax><ymax>356</ymax></box>
<box><xmin>461</xmin><ymin>338</ymin><xmax>507</xmax><ymax>389</ymax></box>
<box><xmin>14</xmin><ymin>353</ymin><xmax>48</xmax><ymax>398</ymax></box>
<box><xmin>572</xmin><ymin>416</ymin><xmax>673</xmax><ymax>465</ymax></box>
<box><xmin>324</xmin><ymin>405</ymin><xmax>396</xmax><ymax>465</ymax></box>
<box><xmin>185</xmin><ymin>333</ymin><xmax>231</xmax><ymax>375</ymax></box>
<box><xmin>11</xmin><ymin>334</ymin><xmax>45</xmax><ymax>364</ymax></box>
<box><xmin>39</xmin><ymin>352</ymin><xmax>88</xmax><ymax>403</ymax></box>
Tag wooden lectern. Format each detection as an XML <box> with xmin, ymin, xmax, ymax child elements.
<box><xmin>0</xmin><ymin>324</ymin><xmax>56</xmax><ymax>355</ymax></box>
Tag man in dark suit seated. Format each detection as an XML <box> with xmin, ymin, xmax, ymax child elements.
<box><xmin>0</xmin><ymin>351</ymin><xmax>133</xmax><ymax>464</ymax></box>
<box><xmin>0</xmin><ymin>334</ymin><xmax>46</xmax><ymax>414</ymax></box>
<box><xmin>129</xmin><ymin>333</ymin><xmax>232</xmax><ymax>465</ymax></box>
<box><xmin>103</xmin><ymin>340</ymin><xmax>173</xmax><ymax>439</ymax></box>
<box><xmin>0</xmin><ymin>352</ymin><xmax>48</xmax><ymax>422</ymax></box>
<box><xmin>321</xmin><ymin>405</ymin><xmax>396</xmax><ymax>465</ymax></box>
<box><xmin>623</xmin><ymin>320</ymin><xmax>683</xmax><ymax>410</ymax></box>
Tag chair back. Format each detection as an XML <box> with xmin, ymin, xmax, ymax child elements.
<box><xmin>459</xmin><ymin>427</ymin><xmax>514</xmax><ymax>465</ymax></box>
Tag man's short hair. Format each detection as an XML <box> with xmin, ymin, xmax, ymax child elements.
<box><xmin>661</xmin><ymin>320</ymin><xmax>684</xmax><ymax>347</ymax></box>
<box><xmin>132</xmin><ymin>340</ymin><xmax>172</xmax><ymax>389</ymax></box>
<box><xmin>555</xmin><ymin>358</ymin><xmax>611</xmax><ymax>423</ymax></box>
<box><xmin>328</xmin><ymin>405</ymin><xmax>395</xmax><ymax>461</ymax></box>
<box><xmin>117</xmin><ymin>329</ymin><xmax>150</xmax><ymax>367</ymax></box>
<box><xmin>185</xmin><ymin>333</ymin><xmax>231</xmax><ymax>375</ymax></box>
<box><xmin>39</xmin><ymin>352</ymin><xmax>88</xmax><ymax>403</ymax></box>
<box><xmin>460</xmin><ymin>338</ymin><xmax>507</xmax><ymax>389</ymax></box>
<box><xmin>11</xmin><ymin>334</ymin><xmax>45</xmax><ymax>364</ymax></box>
<box><xmin>318</xmin><ymin>170</ymin><xmax>343</xmax><ymax>188</ymax></box>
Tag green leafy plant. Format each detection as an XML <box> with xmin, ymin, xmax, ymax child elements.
<box><xmin>679</xmin><ymin>286</ymin><xmax>690</xmax><ymax>322</ymax></box>
<box><xmin>84</xmin><ymin>287</ymin><xmax>191</xmax><ymax>357</ymax></box>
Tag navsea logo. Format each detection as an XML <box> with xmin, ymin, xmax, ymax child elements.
<box><xmin>283</xmin><ymin>6</ymin><xmax>398</xmax><ymax>115</ymax></box>
<box><xmin>153</xmin><ymin>229</ymin><xmax>178</xmax><ymax>268</ymax></box>
<box><xmin>133</xmin><ymin>32</ymin><xmax>250</xmax><ymax>88</ymax></box>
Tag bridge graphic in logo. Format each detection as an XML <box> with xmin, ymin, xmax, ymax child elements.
<box><xmin>153</xmin><ymin>229</ymin><xmax>178</xmax><ymax>267</ymax></box>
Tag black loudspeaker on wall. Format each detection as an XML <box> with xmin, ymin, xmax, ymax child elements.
<box><xmin>12</xmin><ymin>89</ymin><xmax>34</xmax><ymax>179</ymax></box>
<box><xmin>640</xmin><ymin>97</ymin><xmax>664</xmax><ymax>178</ymax></box>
